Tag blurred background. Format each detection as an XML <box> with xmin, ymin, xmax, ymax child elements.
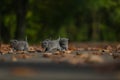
<box><xmin>0</xmin><ymin>0</ymin><xmax>120</xmax><ymax>43</ymax></box>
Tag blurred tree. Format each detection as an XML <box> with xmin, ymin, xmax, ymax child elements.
<box><xmin>15</xmin><ymin>0</ymin><xmax>28</xmax><ymax>40</ymax></box>
<box><xmin>1</xmin><ymin>0</ymin><xmax>120</xmax><ymax>43</ymax></box>
<box><xmin>0</xmin><ymin>0</ymin><xmax>13</xmax><ymax>42</ymax></box>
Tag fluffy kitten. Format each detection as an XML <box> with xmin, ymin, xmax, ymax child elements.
<box><xmin>10</xmin><ymin>40</ymin><xmax>29</xmax><ymax>51</ymax></box>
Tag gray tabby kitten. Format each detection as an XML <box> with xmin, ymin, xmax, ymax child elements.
<box><xmin>59</xmin><ymin>38</ymin><xmax>69</xmax><ymax>51</ymax></box>
<box><xmin>10</xmin><ymin>40</ymin><xmax>29</xmax><ymax>51</ymax></box>
<box><xmin>41</xmin><ymin>38</ymin><xmax>61</xmax><ymax>52</ymax></box>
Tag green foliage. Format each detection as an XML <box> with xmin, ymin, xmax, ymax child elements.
<box><xmin>1</xmin><ymin>0</ymin><xmax>120</xmax><ymax>43</ymax></box>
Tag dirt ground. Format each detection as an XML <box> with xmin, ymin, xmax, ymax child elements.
<box><xmin>0</xmin><ymin>42</ymin><xmax>120</xmax><ymax>80</ymax></box>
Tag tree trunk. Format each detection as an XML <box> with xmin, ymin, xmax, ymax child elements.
<box><xmin>91</xmin><ymin>10</ymin><xmax>100</xmax><ymax>41</ymax></box>
<box><xmin>0</xmin><ymin>13</ymin><xmax>10</xmax><ymax>43</ymax></box>
<box><xmin>0</xmin><ymin>12</ymin><xmax>2</xmax><ymax>42</ymax></box>
<box><xmin>15</xmin><ymin>0</ymin><xmax>28</xmax><ymax>40</ymax></box>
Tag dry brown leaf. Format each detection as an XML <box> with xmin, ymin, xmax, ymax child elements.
<box><xmin>16</xmin><ymin>54</ymin><xmax>31</xmax><ymax>59</ymax></box>
<box><xmin>0</xmin><ymin>50</ymin><xmax>8</xmax><ymax>55</ymax></box>
<box><xmin>106</xmin><ymin>45</ymin><xmax>113</xmax><ymax>50</ymax></box>
<box><xmin>102</xmin><ymin>49</ymin><xmax>110</xmax><ymax>53</ymax></box>
<box><xmin>78</xmin><ymin>53</ymin><xmax>90</xmax><ymax>59</ymax></box>
<box><xmin>77</xmin><ymin>48</ymin><xmax>85</xmax><ymax>51</ymax></box>
<box><xmin>63</xmin><ymin>50</ymin><xmax>72</xmax><ymax>54</ymax></box>
<box><xmin>53</xmin><ymin>51</ymin><xmax>61</xmax><ymax>55</ymax></box>
<box><xmin>28</xmin><ymin>46</ymin><xmax>36</xmax><ymax>52</ymax></box>
<box><xmin>43</xmin><ymin>53</ymin><xmax>52</xmax><ymax>58</ymax></box>
<box><xmin>22</xmin><ymin>54</ymin><xmax>31</xmax><ymax>59</ymax></box>
<box><xmin>68</xmin><ymin>44</ymin><xmax>76</xmax><ymax>50</ymax></box>
<box><xmin>117</xmin><ymin>44</ymin><xmax>120</xmax><ymax>50</ymax></box>
<box><xmin>11</xmin><ymin>56</ymin><xmax>17</xmax><ymax>62</ymax></box>
<box><xmin>87</xmin><ymin>55</ymin><xmax>104</xmax><ymax>63</ymax></box>
<box><xmin>112</xmin><ymin>53</ymin><xmax>120</xmax><ymax>59</ymax></box>
<box><xmin>67</xmin><ymin>58</ymin><xmax>85</xmax><ymax>65</ymax></box>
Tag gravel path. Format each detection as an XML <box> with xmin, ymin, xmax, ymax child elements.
<box><xmin>0</xmin><ymin>43</ymin><xmax>120</xmax><ymax>80</ymax></box>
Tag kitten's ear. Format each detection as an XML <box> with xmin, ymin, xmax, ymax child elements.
<box><xmin>25</xmin><ymin>36</ymin><xmax>27</xmax><ymax>41</ymax></box>
<box><xmin>58</xmin><ymin>36</ymin><xmax>61</xmax><ymax>41</ymax></box>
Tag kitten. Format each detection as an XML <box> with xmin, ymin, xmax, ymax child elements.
<box><xmin>41</xmin><ymin>38</ymin><xmax>61</xmax><ymax>52</ymax></box>
<box><xmin>59</xmin><ymin>38</ymin><xmax>69</xmax><ymax>51</ymax></box>
<box><xmin>10</xmin><ymin>40</ymin><xmax>29</xmax><ymax>51</ymax></box>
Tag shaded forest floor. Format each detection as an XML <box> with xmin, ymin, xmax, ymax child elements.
<box><xmin>0</xmin><ymin>42</ymin><xmax>120</xmax><ymax>80</ymax></box>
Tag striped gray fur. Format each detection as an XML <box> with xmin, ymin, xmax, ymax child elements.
<box><xmin>41</xmin><ymin>37</ymin><xmax>69</xmax><ymax>52</ymax></box>
<box><xmin>10</xmin><ymin>40</ymin><xmax>29</xmax><ymax>51</ymax></box>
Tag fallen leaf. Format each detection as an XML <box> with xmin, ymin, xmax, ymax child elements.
<box><xmin>11</xmin><ymin>56</ymin><xmax>17</xmax><ymax>62</ymax></box>
<box><xmin>43</xmin><ymin>53</ymin><xmax>52</xmax><ymax>58</ymax></box>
